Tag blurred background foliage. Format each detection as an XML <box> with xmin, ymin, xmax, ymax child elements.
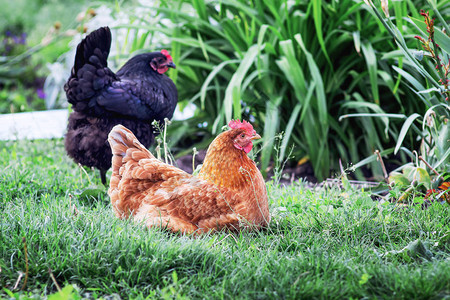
<box><xmin>0</xmin><ymin>0</ymin><xmax>448</xmax><ymax>182</ymax></box>
<box><xmin>0</xmin><ymin>0</ymin><xmax>86</xmax><ymax>112</ymax></box>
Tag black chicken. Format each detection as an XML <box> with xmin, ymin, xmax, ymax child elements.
<box><xmin>64</xmin><ymin>26</ymin><xmax>177</xmax><ymax>184</ymax></box>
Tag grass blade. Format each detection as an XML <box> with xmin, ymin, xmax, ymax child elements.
<box><xmin>391</xmin><ymin>66</ymin><xmax>432</xmax><ymax>107</ymax></box>
<box><xmin>170</xmin><ymin>37</ymin><xmax>230</xmax><ymax>61</ymax></box>
<box><xmin>192</xmin><ymin>0</ymin><xmax>207</xmax><ymax>21</ymax></box>
<box><xmin>339</xmin><ymin>113</ymin><xmax>406</xmax><ymax>119</ymax></box>
<box><xmin>353</xmin><ymin>31</ymin><xmax>361</xmax><ymax>54</ymax></box>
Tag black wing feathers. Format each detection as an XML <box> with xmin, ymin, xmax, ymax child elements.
<box><xmin>95</xmin><ymin>76</ymin><xmax>177</xmax><ymax>121</ymax></box>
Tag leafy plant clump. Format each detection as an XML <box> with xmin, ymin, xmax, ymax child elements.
<box><xmin>41</xmin><ymin>0</ymin><xmax>447</xmax><ymax>181</ymax></box>
<box><xmin>360</xmin><ymin>0</ymin><xmax>449</xmax><ymax>204</ymax></box>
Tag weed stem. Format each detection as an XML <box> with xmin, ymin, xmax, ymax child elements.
<box><xmin>49</xmin><ymin>268</ymin><xmax>62</xmax><ymax>292</ymax></box>
<box><xmin>375</xmin><ymin>150</ymin><xmax>389</xmax><ymax>184</ymax></box>
<box><xmin>20</xmin><ymin>237</ymin><xmax>28</xmax><ymax>291</ymax></box>
<box><xmin>418</xmin><ymin>155</ymin><xmax>441</xmax><ymax>179</ymax></box>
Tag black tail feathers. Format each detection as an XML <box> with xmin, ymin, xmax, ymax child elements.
<box><xmin>74</xmin><ymin>26</ymin><xmax>111</xmax><ymax>74</ymax></box>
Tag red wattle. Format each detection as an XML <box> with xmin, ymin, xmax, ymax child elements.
<box><xmin>243</xmin><ymin>143</ymin><xmax>253</xmax><ymax>153</ymax></box>
<box><xmin>158</xmin><ymin>66</ymin><xmax>169</xmax><ymax>74</ymax></box>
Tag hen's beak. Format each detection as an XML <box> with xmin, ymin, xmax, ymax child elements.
<box><xmin>250</xmin><ymin>133</ymin><xmax>261</xmax><ymax>140</ymax></box>
<box><xmin>167</xmin><ymin>61</ymin><xmax>176</xmax><ymax>69</ymax></box>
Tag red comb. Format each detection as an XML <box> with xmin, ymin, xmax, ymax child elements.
<box><xmin>228</xmin><ymin>119</ymin><xmax>255</xmax><ymax>135</ymax></box>
<box><xmin>161</xmin><ymin>49</ymin><xmax>172</xmax><ymax>61</ymax></box>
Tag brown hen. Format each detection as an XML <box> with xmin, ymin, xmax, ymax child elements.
<box><xmin>107</xmin><ymin>120</ymin><xmax>270</xmax><ymax>234</ymax></box>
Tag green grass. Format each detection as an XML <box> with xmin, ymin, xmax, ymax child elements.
<box><xmin>0</xmin><ymin>139</ymin><xmax>449</xmax><ymax>299</ymax></box>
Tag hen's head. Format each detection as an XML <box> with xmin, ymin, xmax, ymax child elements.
<box><xmin>227</xmin><ymin>119</ymin><xmax>261</xmax><ymax>154</ymax></box>
<box><xmin>150</xmin><ymin>50</ymin><xmax>176</xmax><ymax>74</ymax></box>
<box><xmin>120</xmin><ymin>50</ymin><xmax>176</xmax><ymax>75</ymax></box>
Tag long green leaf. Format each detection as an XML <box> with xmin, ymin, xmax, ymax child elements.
<box><xmin>223</xmin><ymin>44</ymin><xmax>260</xmax><ymax>122</ymax></box>
<box><xmin>200</xmin><ymin>59</ymin><xmax>240</xmax><ymax>109</ymax></box>
<box><xmin>312</xmin><ymin>0</ymin><xmax>332</xmax><ymax>68</ymax></box>
<box><xmin>277</xmin><ymin>40</ymin><xmax>307</xmax><ymax>99</ymax></box>
<box><xmin>196</xmin><ymin>32</ymin><xmax>209</xmax><ymax>62</ymax></box>
<box><xmin>298</xmin><ymin>82</ymin><xmax>316</xmax><ymax>124</ymax></box>
<box><xmin>352</xmin><ymin>148</ymin><xmax>395</xmax><ymax>170</ymax></box>
<box><xmin>352</xmin><ymin>31</ymin><xmax>361</xmax><ymax>54</ymax></box>
<box><xmin>170</xmin><ymin>27</ymin><xmax>181</xmax><ymax>84</ymax></box>
<box><xmin>170</xmin><ymin>37</ymin><xmax>230</xmax><ymax>61</ymax></box>
<box><xmin>279</xmin><ymin>103</ymin><xmax>301</xmax><ymax>162</ymax></box>
<box><xmin>392</xmin><ymin>66</ymin><xmax>433</xmax><ymax>107</ymax></box>
<box><xmin>143</xmin><ymin>6</ymin><xmax>226</xmax><ymax>38</ymax></box>
<box><xmin>261</xmin><ymin>97</ymin><xmax>282</xmax><ymax>171</ymax></box>
<box><xmin>341</xmin><ymin>101</ymin><xmax>393</xmax><ymax>137</ymax></box>
<box><xmin>394</xmin><ymin>113</ymin><xmax>422</xmax><ymax>154</ymax></box>
<box><xmin>295</xmin><ymin>34</ymin><xmax>327</xmax><ymax>127</ymax></box>
<box><xmin>256</xmin><ymin>25</ymin><xmax>269</xmax><ymax>78</ymax></box>
<box><xmin>192</xmin><ymin>0</ymin><xmax>207</xmax><ymax>21</ymax></box>
<box><xmin>433</xmin><ymin>147</ymin><xmax>450</xmax><ymax>170</ymax></box>
<box><xmin>221</xmin><ymin>20</ymin><xmax>247</xmax><ymax>55</ymax></box>
<box><xmin>391</xmin><ymin>66</ymin><xmax>426</xmax><ymax>91</ymax></box>
<box><xmin>339</xmin><ymin>113</ymin><xmax>406</xmax><ymax>120</ymax></box>
<box><xmin>361</xmin><ymin>42</ymin><xmax>379</xmax><ymax>105</ymax></box>
<box><xmin>213</xmin><ymin>0</ymin><xmax>260</xmax><ymax>24</ymax></box>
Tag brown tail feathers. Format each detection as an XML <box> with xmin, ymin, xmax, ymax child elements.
<box><xmin>107</xmin><ymin>125</ymin><xmax>153</xmax><ymax>189</ymax></box>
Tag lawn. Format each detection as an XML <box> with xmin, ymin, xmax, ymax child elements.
<box><xmin>0</xmin><ymin>138</ymin><xmax>449</xmax><ymax>299</ymax></box>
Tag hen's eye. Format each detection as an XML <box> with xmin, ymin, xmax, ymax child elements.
<box><xmin>240</xmin><ymin>134</ymin><xmax>245</xmax><ymax>138</ymax></box>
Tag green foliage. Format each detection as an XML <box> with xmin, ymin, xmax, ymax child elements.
<box><xmin>109</xmin><ymin>0</ymin><xmax>446</xmax><ymax>180</ymax></box>
<box><xmin>0</xmin><ymin>33</ymin><xmax>48</xmax><ymax>113</ymax></box>
<box><xmin>0</xmin><ymin>139</ymin><xmax>449</xmax><ymax>299</ymax></box>
<box><xmin>0</xmin><ymin>83</ymin><xmax>45</xmax><ymax>113</ymax></box>
<box><xmin>0</xmin><ymin>0</ymin><xmax>109</xmax><ymax>113</ymax></box>
<box><xmin>47</xmin><ymin>285</ymin><xmax>82</xmax><ymax>300</ymax></box>
<box><xmin>357</xmin><ymin>0</ymin><xmax>449</xmax><ymax>197</ymax></box>
<box><xmin>0</xmin><ymin>0</ymin><xmax>97</xmax><ymax>46</ymax></box>
<box><xmin>3</xmin><ymin>0</ymin><xmax>448</xmax><ymax>181</ymax></box>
